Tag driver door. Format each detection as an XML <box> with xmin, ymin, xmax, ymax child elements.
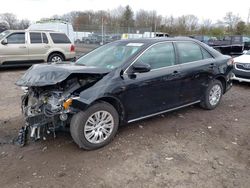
<box><xmin>0</xmin><ymin>32</ymin><xmax>29</xmax><ymax>64</ymax></box>
<box><xmin>121</xmin><ymin>42</ymin><xmax>183</xmax><ymax>121</ymax></box>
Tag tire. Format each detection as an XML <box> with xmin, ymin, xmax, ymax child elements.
<box><xmin>200</xmin><ymin>80</ymin><xmax>223</xmax><ymax>110</ymax></box>
<box><xmin>70</xmin><ymin>101</ymin><xmax>119</xmax><ymax>150</ymax></box>
<box><xmin>47</xmin><ymin>53</ymin><xmax>64</xmax><ymax>63</ymax></box>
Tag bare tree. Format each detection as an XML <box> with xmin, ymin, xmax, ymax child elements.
<box><xmin>185</xmin><ymin>15</ymin><xmax>199</xmax><ymax>31</ymax></box>
<box><xmin>223</xmin><ymin>12</ymin><xmax>241</xmax><ymax>32</ymax></box>
<box><xmin>135</xmin><ymin>9</ymin><xmax>152</xmax><ymax>28</ymax></box>
<box><xmin>17</xmin><ymin>19</ymin><xmax>30</xmax><ymax>29</ymax></box>
<box><xmin>235</xmin><ymin>21</ymin><xmax>246</xmax><ymax>35</ymax></box>
<box><xmin>0</xmin><ymin>13</ymin><xmax>18</xmax><ymax>29</ymax></box>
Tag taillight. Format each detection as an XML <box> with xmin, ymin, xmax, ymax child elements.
<box><xmin>70</xmin><ymin>45</ymin><xmax>75</xmax><ymax>52</ymax></box>
<box><xmin>227</xmin><ymin>58</ymin><xmax>235</xmax><ymax>66</ymax></box>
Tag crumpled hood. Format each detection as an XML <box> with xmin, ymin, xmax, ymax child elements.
<box><xmin>16</xmin><ymin>63</ymin><xmax>110</xmax><ymax>87</ymax></box>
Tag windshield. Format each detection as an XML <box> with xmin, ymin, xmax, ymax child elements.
<box><xmin>0</xmin><ymin>30</ymin><xmax>10</xmax><ymax>40</ymax></box>
<box><xmin>76</xmin><ymin>42</ymin><xmax>144</xmax><ymax>69</ymax></box>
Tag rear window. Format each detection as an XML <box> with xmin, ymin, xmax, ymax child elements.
<box><xmin>50</xmin><ymin>33</ymin><xmax>71</xmax><ymax>44</ymax></box>
<box><xmin>176</xmin><ymin>42</ymin><xmax>203</xmax><ymax>64</ymax></box>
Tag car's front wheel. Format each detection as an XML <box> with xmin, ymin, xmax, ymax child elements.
<box><xmin>70</xmin><ymin>101</ymin><xmax>119</xmax><ymax>150</ymax></box>
<box><xmin>200</xmin><ymin>80</ymin><xmax>223</xmax><ymax>110</ymax></box>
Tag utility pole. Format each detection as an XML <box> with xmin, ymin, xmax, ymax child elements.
<box><xmin>101</xmin><ymin>16</ymin><xmax>104</xmax><ymax>45</ymax></box>
<box><xmin>247</xmin><ymin>8</ymin><xmax>250</xmax><ymax>24</ymax></box>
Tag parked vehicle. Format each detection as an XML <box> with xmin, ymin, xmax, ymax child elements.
<box><xmin>82</xmin><ymin>34</ymin><xmax>116</xmax><ymax>45</ymax></box>
<box><xmin>232</xmin><ymin>50</ymin><xmax>250</xmax><ymax>82</ymax></box>
<box><xmin>16</xmin><ymin>38</ymin><xmax>234</xmax><ymax>150</ymax></box>
<box><xmin>82</xmin><ymin>34</ymin><xmax>102</xmax><ymax>44</ymax></box>
<box><xmin>189</xmin><ymin>35</ymin><xmax>213</xmax><ymax>45</ymax></box>
<box><xmin>208</xmin><ymin>35</ymin><xmax>244</xmax><ymax>55</ymax></box>
<box><xmin>243</xmin><ymin>36</ymin><xmax>250</xmax><ymax>50</ymax></box>
<box><xmin>74</xmin><ymin>31</ymin><xmax>91</xmax><ymax>43</ymax></box>
<box><xmin>0</xmin><ymin>30</ymin><xmax>75</xmax><ymax>67</ymax></box>
<box><xmin>28</xmin><ymin>19</ymin><xmax>75</xmax><ymax>43</ymax></box>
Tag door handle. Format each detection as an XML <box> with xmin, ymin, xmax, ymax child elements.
<box><xmin>19</xmin><ymin>46</ymin><xmax>26</xmax><ymax>49</ymax></box>
<box><xmin>209</xmin><ymin>63</ymin><xmax>216</xmax><ymax>68</ymax></box>
<box><xmin>171</xmin><ymin>70</ymin><xmax>180</xmax><ymax>76</ymax></box>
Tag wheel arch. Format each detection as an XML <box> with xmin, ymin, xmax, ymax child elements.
<box><xmin>93</xmin><ymin>96</ymin><xmax>126</xmax><ymax>125</ymax></box>
<box><xmin>214</xmin><ymin>75</ymin><xmax>226</xmax><ymax>94</ymax></box>
<box><xmin>47</xmin><ymin>51</ymin><xmax>65</xmax><ymax>62</ymax></box>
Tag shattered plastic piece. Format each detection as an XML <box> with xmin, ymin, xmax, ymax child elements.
<box><xmin>17</xmin><ymin>126</ymin><xmax>27</xmax><ymax>147</ymax></box>
<box><xmin>208</xmin><ymin>126</ymin><xmax>212</xmax><ymax>129</ymax></box>
<box><xmin>42</xmin><ymin>146</ymin><xmax>48</xmax><ymax>152</ymax></box>
<box><xmin>165</xmin><ymin>157</ymin><xmax>174</xmax><ymax>161</ymax></box>
<box><xmin>178</xmin><ymin>114</ymin><xmax>185</xmax><ymax>118</ymax></box>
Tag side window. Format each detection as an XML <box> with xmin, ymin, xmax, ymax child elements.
<box><xmin>42</xmin><ymin>33</ymin><xmax>48</xmax><ymax>44</ymax></box>
<box><xmin>176</xmin><ymin>42</ymin><xmax>203</xmax><ymax>64</ymax></box>
<box><xmin>7</xmin><ymin>33</ymin><xmax>25</xmax><ymax>44</ymax></box>
<box><xmin>136</xmin><ymin>43</ymin><xmax>175</xmax><ymax>69</ymax></box>
<box><xmin>50</xmin><ymin>33</ymin><xmax>71</xmax><ymax>44</ymax></box>
<box><xmin>201</xmin><ymin>48</ymin><xmax>213</xmax><ymax>59</ymax></box>
<box><xmin>30</xmin><ymin>32</ymin><xmax>42</xmax><ymax>44</ymax></box>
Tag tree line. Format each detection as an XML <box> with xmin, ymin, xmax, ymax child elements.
<box><xmin>1</xmin><ymin>5</ymin><xmax>250</xmax><ymax>37</ymax></box>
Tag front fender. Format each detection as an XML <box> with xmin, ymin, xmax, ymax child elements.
<box><xmin>71</xmin><ymin>70</ymin><xmax>122</xmax><ymax>111</ymax></box>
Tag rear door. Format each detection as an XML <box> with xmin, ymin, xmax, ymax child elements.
<box><xmin>0</xmin><ymin>32</ymin><xmax>29</xmax><ymax>64</ymax></box>
<box><xmin>122</xmin><ymin>42</ymin><xmax>183</xmax><ymax>121</ymax></box>
<box><xmin>174</xmin><ymin>41</ymin><xmax>215</xmax><ymax>104</ymax></box>
<box><xmin>28</xmin><ymin>32</ymin><xmax>50</xmax><ymax>62</ymax></box>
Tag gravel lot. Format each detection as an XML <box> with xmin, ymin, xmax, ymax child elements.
<box><xmin>0</xmin><ymin>62</ymin><xmax>250</xmax><ymax>187</ymax></box>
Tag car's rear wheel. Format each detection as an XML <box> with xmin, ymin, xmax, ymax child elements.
<box><xmin>70</xmin><ymin>101</ymin><xmax>119</xmax><ymax>150</ymax></box>
<box><xmin>200</xmin><ymin>80</ymin><xmax>223</xmax><ymax>110</ymax></box>
<box><xmin>48</xmin><ymin>53</ymin><xmax>64</xmax><ymax>63</ymax></box>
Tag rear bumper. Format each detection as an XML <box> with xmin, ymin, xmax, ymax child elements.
<box><xmin>65</xmin><ymin>52</ymin><xmax>76</xmax><ymax>60</ymax></box>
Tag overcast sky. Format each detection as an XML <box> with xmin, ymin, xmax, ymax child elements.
<box><xmin>1</xmin><ymin>0</ymin><xmax>250</xmax><ymax>23</ymax></box>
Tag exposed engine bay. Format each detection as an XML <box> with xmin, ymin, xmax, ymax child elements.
<box><xmin>17</xmin><ymin>75</ymin><xmax>103</xmax><ymax>146</ymax></box>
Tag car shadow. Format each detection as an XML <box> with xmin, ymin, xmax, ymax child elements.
<box><xmin>0</xmin><ymin>66</ymin><xmax>30</xmax><ymax>72</ymax></box>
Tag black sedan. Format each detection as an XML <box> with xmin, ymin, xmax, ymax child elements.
<box><xmin>16</xmin><ymin>37</ymin><xmax>234</xmax><ymax>150</ymax></box>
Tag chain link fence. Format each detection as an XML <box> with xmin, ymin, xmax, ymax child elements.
<box><xmin>74</xmin><ymin>24</ymin><xmax>154</xmax><ymax>45</ymax></box>
<box><xmin>73</xmin><ymin>24</ymin><xmax>169</xmax><ymax>56</ymax></box>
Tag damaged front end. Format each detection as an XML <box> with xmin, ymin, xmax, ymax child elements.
<box><xmin>19</xmin><ymin>85</ymin><xmax>75</xmax><ymax>145</ymax></box>
<box><xmin>16</xmin><ymin>63</ymin><xmax>109</xmax><ymax>146</ymax></box>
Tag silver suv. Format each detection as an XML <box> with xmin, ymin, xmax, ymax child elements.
<box><xmin>0</xmin><ymin>30</ymin><xmax>76</xmax><ymax>67</ymax></box>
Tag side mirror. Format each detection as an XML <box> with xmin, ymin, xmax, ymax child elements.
<box><xmin>132</xmin><ymin>62</ymin><xmax>151</xmax><ymax>73</ymax></box>
<box><xmin>1</xmin><ymin>39</ymin><xmax>8</xmax><ymax>45</ymax></box>
<box><xmin>242</xmin><ymin>50</ymin><xmax>248</xmax><ymax>54</ymax></box>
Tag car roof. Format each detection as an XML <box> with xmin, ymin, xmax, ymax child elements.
<box><xmin>6</xmin><ymin>29</ymin><xmax>65</xmax><ymax>34</ymax></box>
<box><xmin>117</xmin><ymin>37</ymin><xmax>223</xmax><ymax>58</ymax></box>
<box><xmin>119</xmin><ymin>37</ymin><xmax>197</xmax><ymax>45</ymax></box>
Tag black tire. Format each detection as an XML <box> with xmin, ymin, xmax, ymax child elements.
<box><xmin>47</xmin><ymin>53</ymin><xmax>64</xmax><ymax>63</ymax></box>
<box><xmin>70</xmin><ymin>101</ymin><xmax>119</xmax><ymax>150</ymax></box>
<box><xmin>200</xmin><ymin>80</ymin><xmax>223</xmax><ymax>110</ymax></box>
